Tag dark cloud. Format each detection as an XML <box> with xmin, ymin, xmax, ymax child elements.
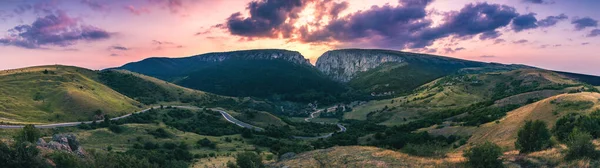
<box><xmin>480</xmin><ymin>55</ymin><xmax>496</xmax><ymax>58</ymax></box>
<box><xmin>513</xmin><ymin>39</ymin><xmax>529</xmax><ymax>44</ymax></box>
<box><xmin>572</xmin><ymin>17</ymin><xmax>598</xmax><ymax>30</ymax></box>
<box><xmin>588</xmin><ymin>29</ymin><xmax>600</xmax><ymax>37</ymax></box>
<box><xmin>110</xmin><ymin>53</ymin><xmax>119</xmax><ymax>56</ymax></box>
<box><xmin>479</xmin><ymin>31</ymin><xmax>502</xmax><ymax>40</ymax></box>
<box><xmin>80</xmin><ymin>0</ymin><xmax>109</xmax><ymax>12</ymax></box>
<box><xmin>512</xmin><ymin>13</ymin><xmax>538</xmax><ymax>32</ymax></box>
<box><xmin>224</xmin><ymin>0</ymin><xmax>306</xmax><ymax>38</ymax></box>
<box><xmin>0</xmin><ymin>10</ymin><xmax>111</xmax><ymax>49</ymax></box>
<box><xmin>537</xmin><ymin>14</ymin><xmax>568</xmax><ymax>27</ymax></box>
<box><xmin>582</xmin><ymin>42</ymin><xmax>590</xmax><ymax>45</ymax></box>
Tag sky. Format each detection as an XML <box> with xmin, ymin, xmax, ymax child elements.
<box><xmin>0</xmin><ymin>0</ymin><xmax>599</xmax><ymax>75</ymax></box>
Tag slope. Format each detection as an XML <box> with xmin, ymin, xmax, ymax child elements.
<box><xmin>0</xmin><ymin>65</ymin><xmax>142</xmax><ymax>124</ymax></box>
<box><xmin>468</xmin><ymin>92</ymin><xmax>600</xmax><ymax>149</ymax></box>
<box><xmin>346</xmin><ymin>69</ymin><xmax>591</xmax><ymax>125</ymax></box>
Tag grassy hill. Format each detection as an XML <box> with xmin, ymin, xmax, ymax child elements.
<box><xmin>345</xmin><ymin>69</ymin><xmax>590</xmax><ymax>125</ymax></box>
<box><xmin>0</xmin><ymin>65</ymin><xmax>142</xmax><ymax>124</ymax></box>
<box><xmin>468</xmin><ymin>92</ymin><xmax>600</xmax><ymax>149</ymax></box>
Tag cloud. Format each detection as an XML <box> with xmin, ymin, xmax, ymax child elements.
<box><xmin>443</xmin><ymin>47</ymin><xmax>466</xmax><ymax>54</ymax></box>
<box><xmin>148</xmin><ymin>0</ymin><xmax>184</xmax><ymax>13</ymax></box>
<box><xmin>110</xmin><ymin>53</ymin><xmax>119</xmax><ymax>56</ymax></box>
<box><xmin>223</xmin><ymin>0</ymin><xmax>307</xmax><ymax>38</ymax></box>
<box><xmin>0</xmin><ymin>10</ymin><xmax>111</xmax><ymax>49</ymax></box>
<box><xmin>513</xmin><ymin>39</ymin><xmax>528</xmax><ymax>44</ymax></box>
<box><xmin>512</xmin><ymin>13</ymin><xmax>538</xmax><ymax>32</ymax></box>
<box><xmin>152</xmin><ymin>40</ymin><xmax>183</xmax><ymax>50</ymax></box>
<box><xmin>110</xmin><ymin>45</ymin><xmax>129</xmax><ymax>50</ymax></box>
<box><xmin>479</xmin><ymin>31</ymin><xmax>502</xmax><ymax>40</ymax></box>
<box><xmin>521</xmin><ymin>0</ymin><xmax>553</xmax><ymax>4</ymax></box>
<box><xmin>480</xmin><ymin>55</ymin><xmax>496</xmax><ymax>58</ymax></box>
<box><xmin>494</xmin><ymin>39</ymin><xmax>506</xmax><ymax>44</ymax></box>
<box><xmin>80</xmin><ymin>0</ymin><xmax>109</xmax><ymax>12</ymax></box>
<box><xmin>582</xmin><ymin>42</ymin><xmax>590</xmax><ymax>45</ymax></box>
<box><xmin>587</xmin><ymin>29</ymin><xmax>600</xmax><ymax>37</ymax></box>
<box><xmin>125</xmin><ymin>5</ymin><xmax>150</xmax><ymax>15</ymax></box>
<box><xmin>572</xmin><ymin>17</ymin><xmax>598</xmax><ymax>30</ymax></box>
<box><xmin>537</xmin><ymin>14</ymin><xmax>568</xmax><ymax>27</ymax></box>
<box><xmin>14</xmin><ymin>4</ymin><xmax>32</xmax><ymax>14</ymax></box>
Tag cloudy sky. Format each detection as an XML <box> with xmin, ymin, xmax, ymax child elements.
<box><xmin>0</xmin><ymin>0</ymin><xmax>599</xmax><ymax>75</ymax></box>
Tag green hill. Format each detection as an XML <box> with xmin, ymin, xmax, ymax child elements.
<box><xmin>0</xmin><ymin>65</ymin><xmax>142</xmax><ymax>124</ymax></box>
<box><xmin>117</xmin><ymin>50</ymin><xmax>346</xmax><ymax>104</ymax></box>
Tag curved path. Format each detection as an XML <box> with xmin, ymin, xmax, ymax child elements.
<box><xmin>0</xmin><ymin>106</ymin><xmax>347</xmax><ymax>139</ymax></box>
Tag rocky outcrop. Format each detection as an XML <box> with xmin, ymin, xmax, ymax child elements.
<box><xmin>316</xmin><ymin>49</ymin><xmax>405</xmax><ymax>82</ymax></box>
<box><xmin>190</xmin><ymin>49</ymin><xmax>311</xmax><ymax>66</ymax></box>
<box><xmin>37</xmin><ymin>134</ymin><xmax>86</xmax><ymax>157</ymax></box>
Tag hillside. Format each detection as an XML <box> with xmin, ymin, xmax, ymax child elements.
<box><xmin>316</xmin><ymin>49</ymin><xmax>523</xmax><ymax>95</ymax></box>
<box><xmin>270</xmin><ymin>146</ymin><xmax>462</xmax><ymax>168</ymax></box>
<box><xmin>345</xmin><ymin>69</ymin><xmax>590</xmax><ymax>125</ymax></box>
<box><xmin>0</xmin><ymin>66</ymin><xmax>142</xmax><ymax>124</ymax></box>
<box><xmin>468</xmin><ymin>92</ymin><xmax>600</xmax><ymax>149</ymax></box>
<box><xmin>117</xmin><ymin>50</ymin><xmax>345</xmax><ymax>104</ymax></box>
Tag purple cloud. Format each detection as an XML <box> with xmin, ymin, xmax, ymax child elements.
<box><xmin>512</xmin><ymin>13</ymin><xmax>538</xmax><ymax>32</ymax></box>
<box><xmin>80</xmin><ymin>0</ymin><xmax>109</xmax><ymax>12</ymax></box>
<box><xmin>522</xmin><ymin>0</ymin><xmax>553</xmax><ymax>4</ymax></box>
<box><xmin>572</xmin><ymin>17</ymin><xmax>598</xmax><ymax>30</ymax></box>
<box><xmin>494</xmin><ymin>39</ymin><xmax>506</xmax><ymax>44</ymax></box>
<box><xmin>444</xmin><ymin>47</ymin><xmax>466</xmax><ymax>54</ymax></box>
<box><xmin>513</xmin><ymin>39</ymin><xmax>529</xmax><ymax>44</ymax></box>
<box><xmin>537</xmin><ymin>14</ymin><xmax>568</xmax><ymax>27</ymax></box>
<box><xmin>588</xmin><ymin>29</ymin><xmax>600</xmax><ymax>37</ymax></box>
<box><xmin>0</xmin><ymin>10</ymin><xmax>111</xmax><ymax>49</ymax></box>
<box><xmin>148</xmin><ymin>0</ymin><xmax>184</xmax><ymax>13</ymax></box>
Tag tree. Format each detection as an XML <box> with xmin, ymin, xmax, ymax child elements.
<box><xmin>16</xmin><ymin>125</ymin><xmax>41</xmax><ymax>143</ymax></box>
<box><xmin>515</xmin><ymin>120</ymin><xmax>551</xmax><ymax>153</ymax></box>
<box><xmin>565</xmin><ymin>129</ymin><xmax>598</xmax><ymax>160</ymax></box>
<box><xmin>235</xmin><ymin>152</ymin><xmax>263</xmax><ymax>168</ymax></box>
<box><xmin>463</xmin><ymin>142</ymin><xmax>503</xmax><ymax>168</ymax></box>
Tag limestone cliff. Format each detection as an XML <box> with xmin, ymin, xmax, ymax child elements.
<box><xmin>187</xmin><ymin>49</ymin><xmax>311</xmax><ymax>66</ymax></box>
<box><xmin>315</xmin><ymin>49</ymin><xmax>405</xmax><ymax>82</ymax></box>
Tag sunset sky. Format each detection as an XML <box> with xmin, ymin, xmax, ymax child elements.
<box><xmin>0</xmin><ymin>0</ymin><xmax>599</xmax><ymax>75</ymax></box>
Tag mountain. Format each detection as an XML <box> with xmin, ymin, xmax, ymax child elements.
<box><xmin>316</xmin><ymin>49</ymin><xmax>523</xmax><ymax>95</ymax></box>
<box><xmin>0</xmin><ymin>65</ymin><xmax>142</xmax><ymax>123</ymax></box>
<box><xmin>117</xmin><ymin>49</ymin><xmax>346</xmax><ymax>103</ymax></box>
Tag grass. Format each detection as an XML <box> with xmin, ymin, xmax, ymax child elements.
<box><xmin>229</xmin><ymin>110</ymin><xmax>288</xmax><ymax>128</ymax></box>
<box><xmin>0</xmin><ymin>65</ymin><xmax>142</xmax><ymax>124</ymax></box>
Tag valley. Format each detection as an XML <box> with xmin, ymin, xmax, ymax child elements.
<box><xmin>1</xmin><ymin>49</ymin><xmax>600</xmax><ymax>168</ymax></box>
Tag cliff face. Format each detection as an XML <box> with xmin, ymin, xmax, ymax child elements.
<box><xmin>189</xmin><ymin>49</ymin><xmax>311</xmax><ymax>66</ymax></box>
<box><xmin>316</xmin><ymin>49</ymin><xmax>404</xmax><ymax>82</ymax></box>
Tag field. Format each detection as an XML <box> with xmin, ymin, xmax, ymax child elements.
<box><xmin>0</xmin><ymin>65</ymin><xmax>141</xmax><ymax>124</ymax></box>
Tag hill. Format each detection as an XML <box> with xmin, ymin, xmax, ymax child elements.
<box><xmin>270</xmin><ymin>146</ymin><xmax>462</xmax><ymax>168</ymax></box>
<box><xmin>117</xmin><ymin>49</ymin><xmax>345</xmax><ymax>104</ymax></box>
<box><xmin>468</xmin><ymin>92</ymin><xmax>600</xmax><ymax>149</ymax></box>
<box><xmin>316</xmin><ymin>49</ymin><xmax>524</xmax><ymax>96</ymax></box>
<box><xmin>345</xmin><ymin>69</ymin><xmax>591</xmax><ymax>125</ymax></box>
<box><xmin>0</xmin><ymin>65</ymin><xmax>142</xmax><ymax>124</ymax></box>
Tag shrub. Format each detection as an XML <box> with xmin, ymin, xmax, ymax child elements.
<box><xmin>108</xmin><ymin>125</ymin><xmax>125</xmax><ymax>134</ymax></box>
<box><xmin>15</xmin><ymin>125</ymin><xmax>41</xmax><ymax>143</ymax></box>
<box><xmin>149</xmin><ymin>128</ymin><xmax>173</xmax><ymax>138</ymax></box>
<box><xmin>463</xmin><ymin>142</ymin><xmax>503</xmax><ymax>168</ymax></box>
<box><xmin>402</xmin><ymin>142</ymin><xmax>448</xmax><ymax>157</ymax></box>
<box><xmin>565</xmin><ymin>129</ymin><xmax>598</xmax><ymax>160</ymax></box>
<box><xmin>515</xmin><ymin>120</ymin><xmax>551</xmax><ymax>153</ymax></box>
<box><xmin>235</xmin><ymin>152</ymin><xmax>264</xmax><ymax>168</ymax></box>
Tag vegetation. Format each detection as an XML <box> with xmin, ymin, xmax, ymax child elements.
<box><xmin>565</xmin><ymin>129</ymin><xmax>599</xmax><ymax>160</ymax></box>
<box><xmin>463</xmin><ymin>142</ymin><xmax>504</xmax><ymax>168</ymax></box>
<box><xmin>234</xmin><ymin>152</ymin><xmax>264</xmax><ymax>168</ymax></box>
<box><xmin>15</xmin><ymin>125</ymin><xmax>41</xmax><ymax>143</ymax></box>
<box><xmin>515</xmin><ymin>120</ymin><xmax>552</xmax><ymax>153</ymax></box>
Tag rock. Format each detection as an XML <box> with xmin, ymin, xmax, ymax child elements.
<box><xmin>37</xmin><ymin>138</ymin><xmax>46</xmax><ymax>146</ymax></box>
<box><xmin>39</xmin><ymin>134</ymin><xmax>85</xmax><ymax>156</ymax></box>
<box><xmin>279</xmin><ymin>152</ymin><xmax>296</xmax><ymax>160</ymax></box>
<box><xmin>316</xmin><ymin>49</ymin><xmax>404</xmax><ymax>82</ymax></box>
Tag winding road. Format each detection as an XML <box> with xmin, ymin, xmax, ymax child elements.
<box><xmin>0</xmin><ymin>105</ymin><xmax>347</xmax><ymax>139</ymax></box>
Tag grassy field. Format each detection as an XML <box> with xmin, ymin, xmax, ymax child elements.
<box><xmin>0</xmin><ymin>65</ymin><xmax>141</xmax><ymax>124</ymax></box>
<box><xmin>228</xmin><ymin>110</ymin><xmax>288</xmax><ymax>128</ymax></box>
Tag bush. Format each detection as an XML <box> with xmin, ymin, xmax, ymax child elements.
<box><xmin>15</xmin><ymin>125</ymin><xmax>41</xmax><ymax>143</ymax></box>
<box><xmin>515</xmin><ymin>120</ymin><xmax>551</xmax><ymax>153</ymax></box>
<box><xmin>108</xmin><ymin>125</ymin><xmax>125</xmax><ymax>134</ymax></box>
<box><xmin>235</xmin><ymin>152</ymin><xmax>264</xmax><ymax>168</ymax></box>
<box><xmin>197</xmin><ymin>138</ymin><xmax>216</xmax><ymax>149</ymax></box>
<box><xmin>402</xmin><ymin>142</ymin><xmax>448</xmax><ymax>157</ymax></box>
<box><xmin>463</xmin><ymin>142</ymin><xmax>503</xmax><ymax>168</ymax></box>
<box><xmin>149</xmin><ymin>128</ymin><xmax>173</xmax><ymax>138</ymax></box>
<box><xmin>565</xmin><ymin>129</ymin><xmax>598</xmax><ymax>160</ymax></box>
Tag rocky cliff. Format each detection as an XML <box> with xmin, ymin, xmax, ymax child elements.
<box><xmin>188</xmin><ymin>49</ymin><xmax>311</xmax><ymax>66</ymax></box>
<box><xmin>315</xmin><ymin>49</ymin><xmax>405</xmax><ymax>82</ymax></box>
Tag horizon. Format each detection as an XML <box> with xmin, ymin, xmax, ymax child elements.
<box><xmin>1</xmin><ymin>0</ymin><xmax>599</xmax><ymax>75</ymax></box>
